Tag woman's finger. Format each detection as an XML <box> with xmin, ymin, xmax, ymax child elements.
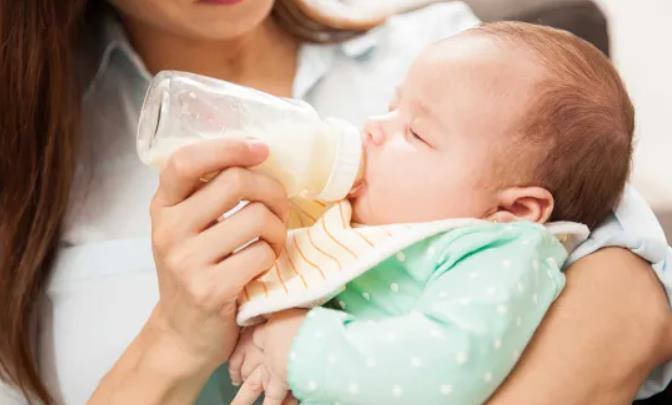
<box><xmin>230</xmin><ymin>367</ymin><xmax>265</xmax><ymax>405</ymax></box>
<box><xmin>212</xmin><ymin>240</ymin><xmax>277</xmax><ymax>299</ymax></box>
<box><xmin>153</xmin><ymin>138</ymin><xmax>268</xmax><ymax>207</ymax></box>
<box><xmin>191</xmin><ymin>202</ymin><xmax>287</xmax><ymax>263</ymax></box>
<box><xmin>175</xmin><ymin>240</ymin><xmax>276</xmax><ymax>312</ymax></box>
<box><xmin>181</xmin><ymin>167</ymin><xmax>289</xmax><ymax>231</ymax></box>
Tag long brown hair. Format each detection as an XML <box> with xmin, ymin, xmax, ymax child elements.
<box><xmin>0</xmin><ymin>1</ymin><xmax>375</xmax><ymax>403</ymax></box>
<box><xmin>1</xmin><ymin>0</ymin><xmax>87</xmax><ymax>403</ymax></box>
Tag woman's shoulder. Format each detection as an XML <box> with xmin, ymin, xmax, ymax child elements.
<box><xmin>569</xmin><ymin>185</ymin><xmax>670</xmax><ymax>266</ymax></box>
<box><xmin>382</xmin><ymin>1</ymin><xmax>481</xmax><ymax>43</ymax></box>
<box><xmin>336</xmin><ymin>1</ymin><xmax>480</xmax><ymax>62</ymax></box>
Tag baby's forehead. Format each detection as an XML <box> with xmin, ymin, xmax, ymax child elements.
<box><xmin>403</xmin><ymin>34</ymin><xmax>548</xmax><ymax>147</ymax></box>
<box><xmin>408</xmin><ymin>35</ymin><xmax>545</xmax><ymax>104</ymax></box>
<box><xmin>424</xmin><ymin>33</ymin><xmax>541</xmax><ymax>76</ymax></box>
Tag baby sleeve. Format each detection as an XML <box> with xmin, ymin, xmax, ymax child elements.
<box><xmin>287</xmin><ymin>222</ymin><xmax>568</xmax><ymax>405</ymax></box>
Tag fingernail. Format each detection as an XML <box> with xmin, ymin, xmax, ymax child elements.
<box><xmin>231</xmin><ymin>380</ymin><xmax>241</xmax><ymax>386</ymax></box>
<box><xmin>247</xmin><ymin>140</ymin><xmax>268</xmax><ymax>154</ymax></box>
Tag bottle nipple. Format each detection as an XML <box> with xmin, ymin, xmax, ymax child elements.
<box><xmin>316</xmin><ymin>118</ymin><xmax>364</xmax><ymax>202</ymax></box>
<box><xmin>348</xmin><ymin>148</ymin><xmax>367</xmax><ymax>198</ymax></box>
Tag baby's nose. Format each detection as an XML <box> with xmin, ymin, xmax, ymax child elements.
<box><xmin>363</xmin><ymin>117</ymin><xmax>386</xmax><ymax>146</ymax></box>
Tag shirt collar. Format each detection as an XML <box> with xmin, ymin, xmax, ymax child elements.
<box><xmin>339</xmin><ymin>26</ymin><xmax>383</xmax><ymax>59</ymax></box>
<box><xmin>83</xmin><ymin>11</ymin><xmax>383</xmax><ymax>101</ymax></box>
<box><xmin>293</xmin><ymin>27</ymin><xmax>383</xmax><ymax>98</ymax></box>
<box><xmin>82</xmin><ymin>11</ymin><xmax>151</xmax><ymax>101</ymax></box>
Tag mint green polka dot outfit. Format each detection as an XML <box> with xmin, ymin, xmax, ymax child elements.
<box><xmin>287</xmin><ymin>222</ymin><xmax>567</xmax><ymax>405</ymax></box>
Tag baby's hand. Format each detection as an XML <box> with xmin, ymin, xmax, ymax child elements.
<box><xmin>230</xmin><ymin>364</ymin><xmax>296</xmax><ymax>405</ymax></box>
<box><xmin>230</xmin><ymin>325</ymin><xmax>289</xmax><ymax>405</ymax></box>
<box><xmin>228</xmin><ymin>326</ymin><xmax>265</xmax><ymax>387</ymax></box>
<box><xmin>230</xmin><ymin>309</ymin><xmax>308</xmax><ymax>405</ymax></box>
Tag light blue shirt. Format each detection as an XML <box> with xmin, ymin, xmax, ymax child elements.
<box><xmin>1</xmin><ymin>2</ymin><xmax>668</xmax><ymax>404</ymax></box>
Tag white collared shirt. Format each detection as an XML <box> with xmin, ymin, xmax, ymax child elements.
<box><xmin>2</xmin><ymin>2</ymin><xmax>670</xmax><ymax>403</ymax></box>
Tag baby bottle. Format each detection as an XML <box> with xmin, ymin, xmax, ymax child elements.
<box><xmin>137</xmin><ymin>71</ymin><xmax>363</xmax><ymax>201</ymax></box>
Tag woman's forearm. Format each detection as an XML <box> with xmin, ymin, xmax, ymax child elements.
<box><xmin>487</xmin><ymin>248</ymin><xmax>672</xmax><ymax>405</ymax></box>
<box><xmin>88</xmin><ymin>309</ymin><xmax>222</xmax><ymax>405</ymax></box>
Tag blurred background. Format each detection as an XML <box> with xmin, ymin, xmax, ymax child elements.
<box><xmin>597</xmin><ymin>0</ymin><xmax>671</xmax><ymax>241</ymax></box>
<box><xmin>461</xmin><ymin>0</ymin><xmax>671</xmax><ymax>243</ymax></box>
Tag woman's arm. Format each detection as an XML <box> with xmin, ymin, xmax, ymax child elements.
<box><xmin>89</xmin><ymin>308</ymin><xmax>222</xmax><ymax>405</ymax></box>
<box><xmin>488</xmin><ymin>248</ymin><xmax>672</xmax><ymax>405</ymax></box>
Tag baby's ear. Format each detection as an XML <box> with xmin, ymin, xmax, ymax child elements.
<box><xmin>487</xmin><ymin>187</ymin><xmax>554</xmax><ymax>224</ymax></box>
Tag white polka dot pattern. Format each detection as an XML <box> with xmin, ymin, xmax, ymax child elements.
<box><xmin>287</xmin><ymin>218</ymin><xmax>573</xmax><ymax>404</ymax></box>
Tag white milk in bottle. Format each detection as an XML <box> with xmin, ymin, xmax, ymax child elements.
<box><xmin>137</xmin><ymin>71</ymin><xmax>363</xmax><ymax>201</ymax></box>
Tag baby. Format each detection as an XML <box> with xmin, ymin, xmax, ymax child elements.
<box><xmin>228</xmin><ymin>21</ymin><xmax>634</xmax><ymax>405</ymax></box>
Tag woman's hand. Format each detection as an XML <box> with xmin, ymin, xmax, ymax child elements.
<box><xmin>149</xmin><ymin>138</ymin><xmax>289</xmax><ymax>371</ymax></box>
<box><xmin>487</xmin><ymin>248</ymin><xmax>672</xmax><ymax>405</ymax></box>
<box><xmin>89</xmin><ymin>138</ymin><xmax>290</xmax><ymax>405</ymax></box>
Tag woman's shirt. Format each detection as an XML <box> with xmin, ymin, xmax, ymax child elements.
<box><xmin>1</xmin><ymin>2</ymin><xmax>670</xmax><ymax>403</ymax></box>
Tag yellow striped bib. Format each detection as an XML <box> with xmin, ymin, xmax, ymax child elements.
<box><xmin>236</xmin><ymin>199</ymin><xmax>588</xmax><ymax>325</ymax></box>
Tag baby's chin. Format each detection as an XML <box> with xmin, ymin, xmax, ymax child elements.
<box><xmin>348</xmin><ymin>197</ymin><xmax>364</xmax><ymax>224</ymax></box>
<box><xmin>348</xmin><ymin>194</ymin><xmax>370</xmax><ymax>225</ymax></box>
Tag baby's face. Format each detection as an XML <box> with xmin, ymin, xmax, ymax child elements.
<box><xmin>351</xmin><ymin>33</ymin><xmax>545</xmax><ymax>225</ymax></box>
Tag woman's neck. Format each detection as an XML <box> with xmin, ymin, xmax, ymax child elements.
<box><xmin>121</xmin><ymin>15</ymin><xmax>299</xmax><ymax>97</ymax></box>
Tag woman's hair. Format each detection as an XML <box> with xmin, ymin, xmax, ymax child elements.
<box><xmin>0</xmin><ymin>1</ymin><xmax>376</xmax><ymax>403</ymax></box>
<box><xmin>273</xmin><ymin>0</ymin><xmax>379</xmax><ymax>42</ymax></box>
<box><xmin>0</xmin><ymin>1</ymin><xmax>87</xmax><ymax>403</ymax></box>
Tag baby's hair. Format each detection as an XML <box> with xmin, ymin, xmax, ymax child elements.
<box><xmin>472</xmin><ymin>22</ymin><xmax>634</xmax><ymax>229</ymax></box>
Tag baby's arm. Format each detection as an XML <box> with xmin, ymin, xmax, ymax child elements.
<box><xmin>288</xmin><ymin>224</ymin><xmax>568</xmax><ymax>405</ymax></box>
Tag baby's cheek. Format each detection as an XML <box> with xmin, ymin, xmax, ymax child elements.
<box><xmin>365</xmin><ymin>149</ymin><xmax>435</xmax><ymax>222</ymax></box>
<box><xmin>372</xmin><ymin>178</ymin><xmax>427</xmax><ymax>222</ymax></box>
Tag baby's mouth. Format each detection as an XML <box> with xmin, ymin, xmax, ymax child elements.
<box><xmin>351</xmin><ymin>149</ymin><xmax>369</xmax><ymax>199</ymax></box>
<box><xmin>348</xmin><ymin>141</ymin><xmax>367</xmax><ymax>199</ymax></box>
